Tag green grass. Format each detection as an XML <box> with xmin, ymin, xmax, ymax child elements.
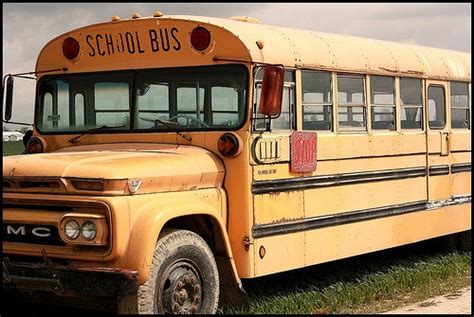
<box><xmin>223</xmin><ymin>238</ymin><xmax>471</xmax><ymax>314</ymax></box>
<box><xmin>3</xmin><ymin>141</ymin><xmax>24</xmax><ymax>156</ymax></box>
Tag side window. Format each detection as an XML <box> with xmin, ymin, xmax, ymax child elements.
<box><xmin>428</xmin><ymin>86</ymin><xmax>446</xmax><ymax>129</ymax></box>
<box><xmin>370</xmin><ymin>76</ymin><xmax>395</xmax><ymax>130</ymax></box>
<box><xmin>302</xmin><ymin>70</ymin><xmax>332</xmax><ymax>131</ymax></box>
<box><xmin>450</xmin><ymin>82</ymin><xmax>470</xmax><ymax>129</ymax></box>
<box><xmin>253</xmin><ymin>69</ymin><xmax>295</xmax><ymax>131</ymax></box>
<box><xmin>272</xmin><ymin>71</ymin><xmax>295</xmax><ymax>131</ymax></box>
<box><xmin>400</xmin><ymin>78</ymin><xmax>423</xmax><ymax>130</ymax></box>
<box><xmin>337</xmin><ymin>74</ymin><xmax>366</xmax><ymax>131</ymax></box>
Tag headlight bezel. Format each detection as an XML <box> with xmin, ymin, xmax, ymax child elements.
<box><xmin>59</xmin><ymin>213</ymin><xmax>108</xmax><ymax>245</ymax></box>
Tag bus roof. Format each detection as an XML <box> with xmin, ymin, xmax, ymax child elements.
<box><xmin>167</xmin><ymin>15</ymin><xmax>470</xmax><ymax>82</ymax></box>
<box><xmin>38</xmin><ymin>14</ymin><xmax>471</xmax><ymax>82</ymax></box>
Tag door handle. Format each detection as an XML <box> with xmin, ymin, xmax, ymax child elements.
<box><xmin>441</xmin><ymin>132</ymin><xmax>449</xmax><ymax>156</ymax></box>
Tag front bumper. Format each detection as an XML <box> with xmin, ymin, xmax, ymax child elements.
<box><xmin>2</xmin><ymin>257</ymin><xmax>138</xmax><ymax>297</ymax></box>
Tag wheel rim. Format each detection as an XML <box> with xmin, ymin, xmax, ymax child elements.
<box><xmin>159</xmin><ymin>260</ymin><xmax>203</xmax><ymax>314</ymax></box>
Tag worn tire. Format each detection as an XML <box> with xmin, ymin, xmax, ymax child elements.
<box><xmin>118</xmin><ymin>229</ymin><xmax>219</xmax><ymax>314</ymax></box>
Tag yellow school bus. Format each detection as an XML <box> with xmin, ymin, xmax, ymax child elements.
<box><xmin>2</xmin><ymin>12</ymin><xmax>471</xmax><ymax>314</ymax></box>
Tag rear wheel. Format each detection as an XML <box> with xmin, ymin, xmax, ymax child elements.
<box><xmin>118</xmin><ymin>229</ymin><xmax>219</xmax><ymax>314</ymax></box>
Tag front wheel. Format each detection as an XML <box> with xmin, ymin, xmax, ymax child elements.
<box><xmin>118</xmin><ymin>229</ymin><xmax>219</xmax><ymax>314</ymax></box>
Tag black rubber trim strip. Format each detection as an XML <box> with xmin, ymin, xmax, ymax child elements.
<box><xmin>451</xmin><ymin>163</ymin><xmax>471</xmax><ymax>174</ymax></box>
<box><xmin>252</xmin><ymin>167</ymin><xmax>426</xmax><ymax>194</ymax></box>
<box><xmin>252</xmin><ymin>196</ymin><xmax>471</xmax><ymax>238</ymax></box>
<box><xmin>428</xmin><ymin>165</ymin><xmax>450</xmax><ymax>176</ymax></box>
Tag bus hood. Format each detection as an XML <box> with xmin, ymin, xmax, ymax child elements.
<box><xmin>3</xmin><ymin>143</ymin><xmax>224</xmax><ymax>195</ymax></box>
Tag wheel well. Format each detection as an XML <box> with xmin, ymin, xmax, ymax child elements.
<box><xmin>161</xmin><ymin>215</ymin><xmax>248</xmax><ymax>309</ymax></box>
<box><xmin>162</xmin><ymin>215</ymin><xmax>226</xmax><ymax>256</ymax></box>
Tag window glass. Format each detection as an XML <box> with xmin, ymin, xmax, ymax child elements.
<box><xmin>40</xmin><ymin>81</ymin><xmax>71</xmax><ymax>130</ymax></box>
<box><xmin>450</xmin><ymin>82</ymin><xmax>469</xmax><ymax>129</ymax></box>
<box><xmin>42</xmin><ymin>93</ymin><xmax>53</xmax><ymax>130</ymax></box>
<box><xmin>138</xmin><ymin>84</ymin><xmax>169</xmax><ymax>111</ymax></box>
<box><xmin>57</xmin><ymin>82</ymin><xmax>70</xmax><ymax>129</ymax></box>
<box><xmin>400</xmin><ymin>106</ymin><xmax>422</xmax><ymax>129</ymax></box>
<box><xmin>428</xmin><ymin>86</ymin><xmax>446</xmax><ymax>129</ymax></box>
<box><xmin>254</xmin><ymin>69</ymin><xmax>295</xmax><ymax>131</ymax></box>
<box><xmin>94</xmin><ymin>82</ymin><xmax>130</xmax><ymax>128</ymax></box>
<box><xmin>272</xmin><ymin>86</ymin><xmax>292</xmax><ymax>130</ymax></box>
<box><xmin>302</xmin><ymin>71</ymin><xmax>331</xmax><ymax>103</ymax></box>
<box><xmin>400</xmin><ymin>78</ymin><xmax>422</xmax><ymax>105</ymax></box>
<box><xmin>337</xmin><ymin>76</ymin><xmax>365</xmax><ymax>105</ymax></box>
<box><xmin>370</xmin><ymin>76</ymin><xmax>395</xmax><ymax>130</ymax></box>
<box><xmin>450</xmin><ymin>82</ymin><xmax>469</xmax><ymax>107</ymax></box>
<box><xmin>211</xmin><ymin>87</ymin><xmax>239</xmax><ymax>126</ymax></box>
<box><xmin>137</xmin><ymin>84</ymin><xmax>170</xmax><ymax>129</ymax></box>
<box><xmin>338</xmin><ymin>106</ymin><xmax>365</xmax><ymax>129</ymax></box>
<box><xmin>74</xmin><ymin>93</ymin><xmax>85</xmax><ymax>128</ymax></box>
<box><xmin>337</xmin><ymin>74</ymin><xmax>366</xmax><ymax>130</ymax></box>
<box><xmin>302</xmin><ymin>71</ymin><xmax>332</xmax><ymax>131</ymax></box>
<box><xmin>371</xmin><ymin>76</ymin><xmax>394</xmax><ymax>105</ymax></box>
<box><xmin>371</xmin><ymin>106</ymin><xmax>395</xmax><ymax>130</ymax></box>
<box><xmin>400</xmin><ymin>78</ymin><xmax>423</xmax><ymax>130</ymax></box>
<box><xmin>451</xmin><ymin>109</ymin><xmax>469</xmax><ymax>129</ymax></box>
<box><xmin>177</xmin><ymin>87</ymin><xmax>205</xmax><ymax>112</ymax></box>
<box><xmin>95</xmin><ymin>82</ymin><xmax>129</xmax><ymax>110</ymax></box>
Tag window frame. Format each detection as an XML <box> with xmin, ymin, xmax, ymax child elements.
<box><xmin>370</xmin><ymin>75</ymin><xmax>396</xmax><ymax>131</ymax></box>
<box><xmin>427</xmin><ymin>84</ymin><xmax>447</xmax><ymax>130</ymax></box>
<box><xmin>301</xmin><ymin>70</ymin><xmax>333</xmax><ymax>132</ymax></box>
<box><xmin>399</xmin><ymin>77</ymin><xmax>424</xmax><ymax>131</ymax></box>
<box><xmin>449</xmin><ymin>81</ymin><xmax>470</xmax><ymax>130</ymax></box>
<box><xmin>336</xmin><ymin>73</ymin><xmax>367</xmax><ymax>132</ymax></box>
<box><xmin>252</xmin><ymin>68</ymin><xmax>296</xmax><ymax>132</ymax></box>
<box><xmin>35</xmin><ymin>64</ymin><xmax>249</xmax><ymax>134</ymax></box>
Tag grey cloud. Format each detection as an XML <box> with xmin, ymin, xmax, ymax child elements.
<box><xmin>364</xmin><ymin>3</ymin><xmax>471</xmax><ymax>20</ymax></box>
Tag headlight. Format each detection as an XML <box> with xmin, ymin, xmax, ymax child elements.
<box><xmin>65</xmin><ymin>220</ymin><xmax>80</xmax><ymax>240</ymax></box>
<box><xmin>81</xmin><ymin>221</ymin><xmax>97</xmax><ymax>240</ymax></box>
<box><xmin>60</xmin><ymin>214</ymin><xmax>108</xmax><ymax>245</ymax></box>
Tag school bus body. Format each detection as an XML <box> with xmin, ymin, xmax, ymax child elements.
<box><xmin>2</xmin><ymin>14</ymin><xmax>470</xmax><ymax>312</ymax></box>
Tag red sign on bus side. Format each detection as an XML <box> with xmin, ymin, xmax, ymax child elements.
<box><xmin>290</xmin><ymin>131</ymin><xmax>317</xmax><ymax>173</ymax></box>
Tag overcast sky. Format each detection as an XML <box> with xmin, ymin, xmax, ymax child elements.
<box><xmin>2</xmin><ymin>2</ymin><xmax>471</xmax><ymax>129</ymax></box>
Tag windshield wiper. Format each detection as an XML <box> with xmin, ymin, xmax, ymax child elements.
<box><xmin>68</xmin><ymin>124</ymin><xmax>126</xmax><ymax>144</ymax></box>
<box><xmin>140</xmin><ymin>117</ymin><xmax>192</xmax><ymax>142</ymax></box>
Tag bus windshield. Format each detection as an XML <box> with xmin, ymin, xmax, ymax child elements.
<box><xmin>36</xmin><ymin>65</ymin><xmax>247</xmax><ymax>133</ymax></box>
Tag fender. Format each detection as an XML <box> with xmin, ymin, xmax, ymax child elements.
<box><xmin>124</xmin><ymin>192</ymin><xmax>241</xmax><ymax>288</ymax></box>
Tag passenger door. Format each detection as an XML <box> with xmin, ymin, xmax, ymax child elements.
<box><xmin>426</xmin><ymin>81</ymin><xmax>450</xmax><ymax>202</ymax></box>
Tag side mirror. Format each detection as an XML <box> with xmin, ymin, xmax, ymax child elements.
<box><xmin>4</xmin><ymin>76</ymin><xmax>14</xmax><ymax>121</ymax></box>
<box><xmin>259</xmin><ymin>66</ymin><xmax>284</xmax><ymax>118</ymax></box>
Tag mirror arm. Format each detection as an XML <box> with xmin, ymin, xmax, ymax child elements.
<box><xmin>4</xmin><ymin>67</ymin><xmax>68</xmax><ymax>80</ymax></box>
<box><xmin>2</xmin><ymin>119</ymin><xmax>33</xmax><ymax>126</ymax></box>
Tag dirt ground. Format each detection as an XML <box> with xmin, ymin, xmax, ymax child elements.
<box><xmin>382</xmin><ymin>286</ymin><xmax>471</xmax><ymax>314</ymax></box>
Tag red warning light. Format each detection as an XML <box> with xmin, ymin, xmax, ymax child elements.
<box><xmin>63</xmin><ymin>37</ymin><xmax>80</xmax><ymax>60</ymax></box>
<box><xmin>190</xmin><ymin>27</ymin><xmax>211</xmax><ymax>52</ymax></box>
